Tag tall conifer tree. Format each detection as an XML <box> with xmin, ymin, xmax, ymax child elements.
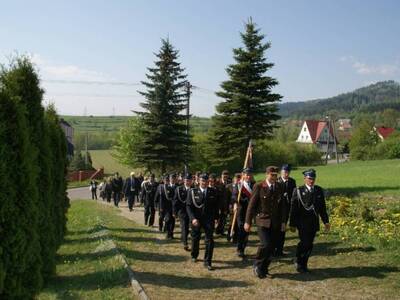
<box><xmin>210</xmin><ymin>19</ymin><xmax>282</xmax><ymax>169</ymax></box>
<box><xmin>136</xmin><ymin>39</ymin><xmax>191</xmax><ymax>173</ymax></box>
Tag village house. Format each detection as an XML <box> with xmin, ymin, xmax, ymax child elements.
<box><xmin>338</xmin><ymin>118</ymin><xmax>352</xmax><ymax>131</ymax></box>
<box><xmin>374</xmin><ymin>126</ymin><xmax>395</xmax><ymax>141</ymax></box>
<box><xmin>296</xmin><ymin>120</ymin><xmax>337</xmax><ymax>155</ymax></box>
<box><xmin>60</xmin><ymin>118</ymin><xmax>75</xmax><ymax>159</ymax></box>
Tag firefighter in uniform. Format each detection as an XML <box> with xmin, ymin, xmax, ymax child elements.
<box><xmin>186</xmin><ymin>173</ymin><xmax>219</xmax><ymax>271</ymax></box>
<box><xmin>142</xmin><ymin>174</ymin><xmax>158</xmax><ymax>226</ymax></box>
<box><xmin>232</xmin><ymin>167</ymin><xmax>254</xmax><ymax>258</ymax></box>
<box><xmin>173</xmin><ymin>173</ymin><xmax>192</xmax><ymax>251</ymax></box>
<box><xmin>215</xmin><ymin>170</ymin><xmax>230</xmax><ymax>236</ymax></box>
<box><xmin>244</xmin><ymin>166</ymin><xmax>287</xmax><ymax>279</ymax></box>
<box><xmin>275</xmin><ymin>164</ymin><xmax>296</xmax><ymax>256</ymax></box>
<box><xmin>289</xmin><ymin>169</ymin><xmax>330</xmax><ymax>273</ymax></box>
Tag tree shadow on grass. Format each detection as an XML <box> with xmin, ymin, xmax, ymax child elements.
<box><xmin>273</xmin><ymin>265</ymin><xmax>399</xmax><ymax>281</ymax></box>
<box><xmin>45</xmin><ymin>267</ymin><xmax>129</xmax><ymax>292</ymax></box>
<box><xmin>58</xmin><ymin>248</ymin><xmax>187</xmax><ymax>263</ymax></box>
<box><xmin>283</xmin><ymin>241</ymin><xmax>376</xmax><ymax>257</ymax></box>
<box><xmin>135</xmin><ymin>271</ymin><xmax>249</xmax><ymax>289</ymax></box>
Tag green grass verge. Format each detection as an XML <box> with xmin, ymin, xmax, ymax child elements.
<box><xmin>38</xmin><ymin>201</ymin><xmax>137</xmax><ymax>300</ymax></box>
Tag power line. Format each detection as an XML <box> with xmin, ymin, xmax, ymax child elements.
<box><xmin>42</xmin><ymin>79</ymin><xmax>143</xmax><ymax>86</ymax></box>
<box><xmin>42</xmin><ymin>78</ymin><xmax>217</xmax><ymax>94</ymax></box>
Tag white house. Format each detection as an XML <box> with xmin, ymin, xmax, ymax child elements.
<box><xmin>60</xmin><ymin>119</ymin><xmax>74</xmax><ymax>159</ymax></box>
<box><xmin>296</xmin><ymin>120</ymin><xmax>337</xmax><ymax>154</ymax></box>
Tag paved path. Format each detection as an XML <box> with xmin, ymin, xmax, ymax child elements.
<box><xmin>67</xmin><ymin>186</ymin><xmax>149</xmax><ymax>226</ymax></box>
<box><xmin>67</xmin><ymin>187</ymin><xmax>92</xmax><ymax>200</ymax></box>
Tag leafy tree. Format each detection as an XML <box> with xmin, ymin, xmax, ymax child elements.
<box><xmin>112</xmin><ymin>118</ymin><xmax>146</xmax><ymax>169</ymax></box>
<box><xmin>209</xmin><ymin>18</ymin><xmax>281</xmax><ymax>169</ymax></box>
<box><xmin>134</xmin><ymin>39</ymin><xmax>191</xmax><ymax>174</ymax></box>
<box><xmin>349</xmin><ymin>121</ymin><xmax>379</xmax><ymax>160</ymax></box>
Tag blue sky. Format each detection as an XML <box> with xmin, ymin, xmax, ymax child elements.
<box><xmin>1</xmin><ymin>0</ymin><xmax>399</xmax><ymax>116</ymax></box>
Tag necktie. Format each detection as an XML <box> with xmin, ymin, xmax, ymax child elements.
<box><xmin>270</xmin><ymin>184</ymin><xmax>274</xmax><ymax>193</ymax></box>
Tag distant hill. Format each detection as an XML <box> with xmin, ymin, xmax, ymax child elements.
<box><xmin>279</xmin><ymin>81</ymin><xmax>400</xmax><ymax>119</ymax></box>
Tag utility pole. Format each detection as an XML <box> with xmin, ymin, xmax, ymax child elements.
<box><xmin>332</xmin><ymin>117</ymin><xmax>339</xmax><ymax>164</ymax></box>
<box><xmin>85</xmin><ymin>131</ymin><xmax>89</xmax><ymax>166</ymax></box>
<box><xmin>184</xmin><ymin>81</ymin><xmax>192</xmax><ymax>174</ymax></box>
<box><xmin>325</xmin><ymin>116</ymin><xmax>331</xmax><ymax>165</ymax></box>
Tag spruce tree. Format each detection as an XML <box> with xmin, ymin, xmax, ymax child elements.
<box><xmin>136</xmin><ymin>39</ymin><xmax>191</xmax><ymax>173</ymax></box>
<box><xmin>209</xmin><ymin>19</ymin><xmax>282</xmax><ymax>169</ymax></box>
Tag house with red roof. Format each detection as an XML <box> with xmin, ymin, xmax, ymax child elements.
<box><xmin>374</xmin><ymin>126</ymin><xmax>395</xmax><ymax>141</ymax></box>
<box><xmin>296</xmin><ymin>120</ymin><xmax>337</xmax><ymax>154</ymax></box>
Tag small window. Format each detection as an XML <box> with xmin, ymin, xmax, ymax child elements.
<box><xmin>304</xmin><ymin>127</ymin><xmax>306</xmax><ymax>132</ymax></box>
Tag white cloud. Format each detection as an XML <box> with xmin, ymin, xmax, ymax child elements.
<box><xmin>340</xmin><ymin>55</ymin><xmax>399</xmax><ymax>76</ymax></box>
<box><xmin>31</xmin><ymin>54</ymin><xmax>112</xmax><ymax>81</ymax></box>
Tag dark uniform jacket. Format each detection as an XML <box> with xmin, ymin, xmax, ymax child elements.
<box><xmin>112</xmin><ymin>176</ymin><xmax>123</xmax><ymax>193</ymax></box>
<box><xmin>232</xmin><ymin>181</ymin><xmax>254</xmax><ymax>219</ymax></box>
<box><xmin>278</xmin><ymin>177</ymin><xmax>296</xmax><ymax>222</ymax></box>
<box><xmin>245</xmin><ymin>181</ymin><xmax>287</xmax><ymax>230</ymax></box>
<box><xmin>289</xmin><ymin>185</ymin><xmax>329</xmax><ymax>231</ymax></box>
<box><xmin>186</xmin><ymin>187</ymin><xmax>219</xmax><ymax>223</ymax></box>
<box><xmin>141</xmin><ymin>181</ymin><xmax>158</xmax><ymax>206</ymax></box>
<box><xmin>123</xmin><ymin>177</ymin><xmax>139</xmax><ymax>197</ymax></box>
<box><xmin>173</xmin><ymin>185</ymin><xmax>191</xmax><ymax>215</ymax></box>
<box><xmin>215</xmin><ymin>181</ymin><xmax>230</xmax><ymax>215</ymax></box>
<box><xmin>155</xmin><ymin>184</ymin><xmax>176</xmax><ymax>212</ymax></box>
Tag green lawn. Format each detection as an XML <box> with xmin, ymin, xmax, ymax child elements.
<box><xmin>90</xmin><ymin>150</ymin><xmax>133</xmax><ymax>178</ymax></box>
<box><xmin>38</xmin><ymin>201</ymin><xmax>137</xmax><ymax>299</ymax></box>
<box><xmin>255</xmin><ymin>159</ymin><xmax>400</xmax><ymax>198</ymax></box>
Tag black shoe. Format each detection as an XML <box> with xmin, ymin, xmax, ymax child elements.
<box><xmin>129</xmin><ymin>208</ymin><xmax>133</xmax><ymax>212</ymax></box>
<box><xmin>237</xmin><ymin>250</ymin><xmax>245</xmax><ymax>258</ymax></box>
<box><xmin>191</xmin><ymin>257</ymin><xmax>197</xmax><ymax>263</ymax></box>
<box><xmin>295</xmin><ymin>262</ymin><xmax>307</xmax><ymax>273</ymax></box>
<box><xmin>184</xmin><ymin>245</ymin><xmax>190</xmax><ymax>251</ymax></box>
<box><xmin>253</xmin><ymin>266</ymin><xmax>266</xmax><ymax>279</ymax></box>
<box><xmin>204</xmin><ymin>263</ymin><xmax>214</xmax><ymax>271</ymax></box>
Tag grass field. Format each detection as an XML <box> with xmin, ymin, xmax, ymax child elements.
<box><xmin>89</xmin><ymin>149</ymin><xmax>133</xmax><ymax>178</ymax></box>
<box><xmin>254</xmin><ymin>159</ymin><xmax>400</xmax><ymax>198</ymax></box>
<box><xmin>62</xmin><ymin>115</ymin><xmax>212</xmax><ymax>134</ymax></box>
<box><xmin>88</xmin><ymin>149</ymin><xmax>400</xmax><ymax>199</ymax></box>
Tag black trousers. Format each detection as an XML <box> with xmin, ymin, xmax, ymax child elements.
<box><xmin>191</xmin><ymin>220</ymin><xmax>214</xmax><ymax>266</ymax></box>
<box><xmin>164</xmin><ymin>211</ymin><xmax>175</xmax><ymax>238</ymax></box>
<box><xmin>177</xmin><ymin>210</ymin><xmax>189</xmax><ymax>246</ymax></box>
<box><xmin>144</xmin><ymin>204</ymin><xmax>155</xmax><ymax>226</ymax></box>
<box><xmin>215</xmin><ymin>212</ymin><xmax>227</xmax><ymax>235</ymax></box>
<box><xmin>254</xmin><ymin>226</ymin><xmax>279</xmax><ymax>274</ymax></box>
<box><xmin>106</xmin><ymin>192</ymin><xmax>112</xmax><ymax>203</ymax></box>
<box><xmin>91</xmin><ymin>190</ymin><xmax>97</xmax><ymax>200</ymax></box>
<box><xmin>127</xmin><ymin>194</ymin><xmax>134</xmax><ymax>210</ymax></box>
<box><xmin>158</xmin><ymin>209</ymin><xmax>165</xmax><ymax>232</ymax></box>
<box><xmin>113</xmin><ymin>191</ymin><xmax>121</xmax><ymax>207</ymax></box>
<box><xmin>296</xmin><ymin>225</ymin><xmax>317</xmax><ymax>268</ymax></box>
<box><xmin>275</xmin><ymin>229</ymin><xmax>286</xmax><ymax>255</ymax></box>
<box><xmin>237</xmin><ymin>213</ymin><xmax>249</xmax><ymax>252</ymax></box>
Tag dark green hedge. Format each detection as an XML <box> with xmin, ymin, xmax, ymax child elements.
<box><xmin>0</xmin><ymin>57</ymin><xmax>69</xmax><ymax>299</ymax></box>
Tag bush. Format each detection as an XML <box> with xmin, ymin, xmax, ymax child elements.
<box><xmin>0</xmin><ymin>88</ymin><xmax>42</xmax><ymax>298</ymax></box>
<box><xmin>0</xmin><ymin>56</ymin><xmax>69</xmax><ymax>298</ymax></box>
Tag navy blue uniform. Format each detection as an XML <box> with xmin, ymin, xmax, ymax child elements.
<box><xmin>186</xmin><ymin>187</ymin><xmax>219</xmax><ymax>267</ymax></box>
<box><xmin>173</xmin><ymin>185</ymin><xmax>191</xmax><ymax>247</ymax></box>
<box><xmin>289</xmin><ymin>185</ymin><xmax>329</xmax><ymax>270</ymax></box>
